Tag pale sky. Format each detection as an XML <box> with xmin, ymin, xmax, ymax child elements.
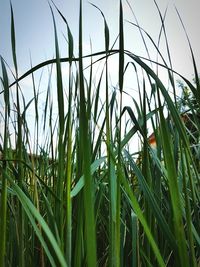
<box><xmin>0</xmin><ymin>0</ymin><xmax>200</xmax><ymax>150</ymax></box>
<box><xmin>0</xmin><ymin>0</ymin><xmax>199</xmax><ymax>76</ymax></box>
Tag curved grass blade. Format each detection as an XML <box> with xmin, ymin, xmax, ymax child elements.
<box><xmin>124</xmin><ymin>149</ymin><xmax>177</xmax><ymax>251</ymax></box>
<box><xmin>6</xmin><ymin>174</ymin><xmax>68</xmax><ymax>267</ymax></box>
<box><xmin>119</xmin><ymin>166</ymin><xmax>166</xmax><ymax>267</ymax></box>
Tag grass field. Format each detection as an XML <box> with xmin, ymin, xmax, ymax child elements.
<box><xmin>0</xmin><ymin>1</ymin><xmax>200</xmax><ymax>266</ymax></box>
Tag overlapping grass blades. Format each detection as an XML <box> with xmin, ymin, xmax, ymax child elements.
<box><xmin>0</xmin><ymin>1</ymin><xmax>199</xmax><ymax>266</ymax></box>
<box><xmin>77</xmin><ymin>1</ymin><xmax>97</xmax><ymax>266</ymax></box>
<box><xmin>0</xmin><ymin>58</ymin><xmax>9</xmax><ymax>267</ymax></box>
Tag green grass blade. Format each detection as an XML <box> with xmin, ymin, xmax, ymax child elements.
<box><xmin>131</xmin><ymin>211</ymin><xmax>138</xmax><ymax>267</ymax></box>
<box><xmin>0</xmin><ymin>58</ymin><xmax>9</xmax><ymax>267</ymax></box>
<box><xmin>78</xmin><ymin>1</ymin><xmax>97</xmax><ymax>266</ymax></box>
<box><xmin>6</xmin><ymin>174</ymin><xmax>68</xmax><ymax>267</ymax></box>
<box><xmin>119</xmin><ymin>0</ymin><xmax>124</xmax><ymax>93</ymax></box>
<box><xmin>124</xmin><ymin>149</ymin><xmax>177</xmax><ymax>251</ymax></box>
<box><xmin>50</xmin><ymin>5</ymin><xmax>65</xmax><ymax>249</ymax></box>
<box><xmin>119</xmin><ymin>166</ymin><xmax>166</xmax><ymax>267</ymax></box>
<box><xmin>158</xmin><ymin>98</ymin><xmax>189</xmax><ymax>267</ymax></box>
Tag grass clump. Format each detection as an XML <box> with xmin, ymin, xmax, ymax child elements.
<box><xmin>0</xmin><ymin>1</ymin><xmax>200</xmax><ymax>266</ymax></box>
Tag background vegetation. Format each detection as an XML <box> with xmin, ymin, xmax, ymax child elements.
<box><xmin>0</xmin><ymin>1</ymin><xmax>199</xmax><ymax>266</ymax></box>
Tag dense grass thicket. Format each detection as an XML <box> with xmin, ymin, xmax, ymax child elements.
<box><xmin>0</xmin><ymin>1</ymin><xmax>200</xmax><ymax>266</ymax></box>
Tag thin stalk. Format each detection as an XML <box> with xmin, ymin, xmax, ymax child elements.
<box><xmin>181</xmin><ymin>146</ymin><xmax>197</xmax><ymax>267</ymax></box>
<box><xmin>50</xmin><ymin>6</ymin><xmax>65</xmax><ymax>249</ymax></box>
<box><xmin>65</xmin><ymin>63</ymin><xmax>73</xmax><ymax>266</ymax></box>
<box><xmin>78</xmin><ymin>1</ymin><xmax>97</xmax><ymax>266</ymax></box>
<box><xmin>10</xmin><ymin>4</ymin><xmax>25</xmax><ymax>266</ymax></box>
<box><xmin>157</xmin><ymin>88</ymin><xmax>190</xmax><ymax>267</ymax></box>
<box><xmin>115</xmin><ymin>2</ymin><xmax>125</xmax><ymax>265</ymax></box>
<box><xmin>0</xmin><ymin>58</ymin><xmax>9</xmax><ymax>267</ymax></box>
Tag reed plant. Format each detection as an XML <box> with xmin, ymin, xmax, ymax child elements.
<box><xmin>0</xmin><ymin>1</ymin><xmax>199</xmax><ymax>266</ymax></box>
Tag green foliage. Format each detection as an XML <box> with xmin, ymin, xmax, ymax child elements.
<box><xmin>0</xmin><ymin>1</ymin><xmax>199</xmax><ymax>266</ymax></box>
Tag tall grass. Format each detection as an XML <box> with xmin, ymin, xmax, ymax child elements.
<box><xmin>0</xmin><ymin>1</ymin><xmax>200</xmax><ymax>266</ymax></box>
